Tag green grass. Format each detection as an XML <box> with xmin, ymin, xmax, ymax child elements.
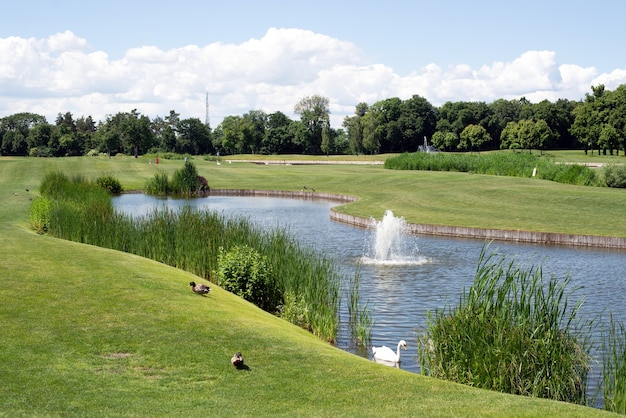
<box><xmin>0</xmin><ymin>155</ymin><xmax>621</xmax><ymax>416</ymax></box>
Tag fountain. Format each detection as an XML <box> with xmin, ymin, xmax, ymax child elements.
<box><xmin>361</xmin><ymin>210</ymin><xmax>429</xmax><ymax>265</ymax></box>
<box><xmin>418</xmin><ymin>136</ymin><xmax>440</xmax><ymax>153</ymax></box>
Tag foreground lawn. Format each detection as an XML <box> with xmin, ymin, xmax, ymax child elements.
<box><xmin>0</xmin><ymin>156</ymin><xmax>621</xmax><ymax>416</ymax></box>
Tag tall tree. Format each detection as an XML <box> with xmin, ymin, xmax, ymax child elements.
<box><xmin>177</xmin><ymin>117</ymin><xmax>212</xmax><ymax>155</ymax></box>
<box><xmin>294</xmin><ymin>95</ymin><xmax>330</xmax><ymax>154</ymax></box>
<box><xmin>459</xmin><ymin>124</ymin><xmax>490</xmax><ymax>152</ymax></box>
<box><xmin>399</xmin><ymin>95</ymin><xmax>438</xmax><ymax>151</ymax></box>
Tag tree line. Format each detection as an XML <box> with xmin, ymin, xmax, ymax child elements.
<box><xmin>2</xmin><ymin>85</ymin><xmax>626</xmax><ymax>157</ymax></box>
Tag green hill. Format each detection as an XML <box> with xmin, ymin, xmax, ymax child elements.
<box><xmin>0</xmin><ymin>156</ymin><xmax>616</xmax><ymax>416</ymax></box>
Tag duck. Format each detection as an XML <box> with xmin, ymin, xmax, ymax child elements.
<box><xmin>189</xmin><ymin>281</ymin><xmax>211</xmax><ymax>295</ymax></box>
<box><xmin>372</xmin><ymin>340</ymin><xmax>407</xmax><ymax>363</ymax></box>
<box><xmin>231</xmin><ymin>352</ymin><xmax>245</xmax><ymax>368</ymax></box>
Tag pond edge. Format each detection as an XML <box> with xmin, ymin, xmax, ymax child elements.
<box><xmin>207</xmin><ymin>189</ymin><xmax>626</xmax><ymax>250</ymax></box>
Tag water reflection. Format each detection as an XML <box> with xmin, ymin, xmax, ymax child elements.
<box><xmin>113</xmin><ymin>194</ymin><xmax>626</xmax><ymax>387</ymax></box>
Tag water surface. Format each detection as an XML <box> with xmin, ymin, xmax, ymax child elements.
<box><xmin>113</xmin><ymin>194</ymin><xmax>626</xmax><ymax>383</ymax></box>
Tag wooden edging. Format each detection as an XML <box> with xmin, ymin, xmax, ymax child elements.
<box><xmin>208</xmin><ymin>189</ymin><xmax>626</xmax><ymax>250</ymax></box>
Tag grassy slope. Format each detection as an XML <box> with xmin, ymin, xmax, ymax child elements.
<box><xmin>0</xmin><ymin>156</ymin><xmax>618</xmax><ymax>416</ymax></box>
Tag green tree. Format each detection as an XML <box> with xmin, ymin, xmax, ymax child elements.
<box><xmin>534</xmin><ymin>119</ymin><xmax>554</xmax><ymax>154</ymax></box>
<box><xmin>0</xmin><ymin>112</ymin><xmax>47</xmax><ymax>156</ymax></box>
<box><xmin>177</xmin><ymin>117</ymin><xmax>212</xmax><ymax>155</ymax></box>
<box><xmin>261</xmin><ymin>111</ymin><xmax>295</xmax><ymax>154</ymax></box>
<box><xmin>343</xmin><ymin>102</ymin><xmax>368</xmax><ymax>155</ymax></box>
<box><xmin>320</xmin><ymin>122</ymin><xmax>333</xmax><ymax>155</ymax></box>
<box><xmin>294</xmin><ymin>95</ymin><xmax>330</xmax><ymax>154</ymax></box>
<box><xmin>431</xmin><ymin>131</ymin><xmax>458</xmax><ymax>151</ymax></box>
<box><xmin>399</xmin><ymin>95</ymin><xmax>438</xmax><ymax>151</ymax></box>
<box><xmin>459</xmin><ymin>124</ymin><xmax>490</xmax><ymax>152</ymax></box>
<box><xmin>500</xmin><ymin>121</ymin><xmax>520</xmax><ymax>150</ymax></box>
<box><xmin>598</xmin><ymin>124</ymin><xmax>620</xmax><ymax>155</ymax></box>
<box><xmin>361</xmin><ymin>111</ymin><xmax>381</xmax><ymax>154</ymax></box>
<box><xmin>518</xmin><ymin>119</ymin><xmax>538</xmax><ymax>153</ymax></box>
<box><xmin>486</xmin><ymin>99</ymin><xmax>522</xmax><ymax>148</ymax></box>
<box><xmin>571</xmin><ymin>85</ymin><xmax>605</xmax><ymax>155</ymax></box>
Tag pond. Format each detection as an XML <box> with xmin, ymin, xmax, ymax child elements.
<box><xmin>113</xmin><ymin>193</ymin><xmax>625</xmax><ymax>401</ymax></box>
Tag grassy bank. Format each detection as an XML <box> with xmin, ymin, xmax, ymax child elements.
<box><xmin>0</xmin><ymin>156</ymin><xmax>621</xmax><ymax>416</ymax></box>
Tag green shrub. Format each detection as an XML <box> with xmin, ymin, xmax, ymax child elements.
<box><xmin>279</xmin><ymin>291</ymin><xmax>310</xmax><ymax>330</ymax></box>
<box><xmin>214</xmin><ymin>245</ymin><xmax>279</xmax><ymax>312</ymax></box>
<box><xmin>29</xmin><ymin>197</ymin><xmax>52</xmax><ymax>234</ymax></box>
<box><xmin>95</xmin><ymin>176</ymin><xmax>123</xmax><ymax>195</ymax></box>
<box><xmin>604</xmin><ymin>164</ymin><xmax>626</xmax><ymax>188</ymax></box>
<box><xmin>418</xmin><ymin>246</ymin><xmax>591</xmax><ymax>404</ymax></box>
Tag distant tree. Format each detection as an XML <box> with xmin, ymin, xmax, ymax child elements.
<box><xmin>0</xmin><ymin>112</ymin><xmax>47</xmax><ymax>156</ymax></box>
<box><xmin>431</xmin><ymin>131</ymin><xmax>458</xmax><ymax>151</ymax></box>
<box><xmin>361</xmin><ymin>111</ymin><xmax>381</xmax><ymax>154</ymax></box>
<box><xmin>27</xmin><ymin>123</ymin><xmax>55</xmax><ymax>156</ymax></box>
<box><xmin>75</xmin><ymin>115</ymin><xmax>97</xmax><ymax>154</ymax></box>
<box><xmin>517</xmin><ymin>119</ymin><xmax>539</xmax><ymax>153</ymax></box>
<box><xmin>261</xmin><ymin>111</ymin><xmax>294</xmax><ymax>154</ymax></box>
<box><xmin>320</xmin><ymin>122</ymin><xmax>333</xmax><ymax>155</ymax></box>
<box><xmin>533</xmin><ymin>119</ymin><xmax>554</xmax><ymax>154</ymax></box>
<box><xmin>571</xmin><ymin>86</ymin><xmax>605</xmax><ymax>155</ymax></box>
<box><xmin>598</xmin><ymin>124</ymin><xmax>620</xmax><ymax>155</ymax></box>
<box><xmin>459</xmin><ymin>124</ymin><xmax>490</xmax><ymax>152</ymax></box>
<box><xmin>486</xmin><ymin>99</ymin><xmax>522</xmax><ymax>148</ymax></box>
<box><xmin>500</xmin><ymin>121</ymin><xmax>521</xmax><ymax>150</ymax></box>
<box><xmin>177</xmin><ymin>117</ymin><xmax>212</xmax><ymax>155</ymax></box>
<box><xmin>398</xmin><ymin>95</ymin><xmax>438</xmax><ymax>151</ymax></box>
<box><xmin>294</xmin><ymin>95</ymin><xmax>330</xmax><ymax>154</ymax></box>
<box><xmin>343</xmin><ymin>102</ymin><xmax>368</xmax><ymax>155</ymax></box>
<box><xmin>241</xmin><ymin>110</ymin><xmax>267</xmax><ymax>154</ymax></box>
<box><xmin>605</xmin><ymin>84</ymin><xmax>626</xmax><ymax>155</ymax></box>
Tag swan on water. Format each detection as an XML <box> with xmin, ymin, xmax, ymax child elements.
<box><xmin>372</xmin><ymin>340</ymin><xmax>407</xmax><ymax>363</ymax></box>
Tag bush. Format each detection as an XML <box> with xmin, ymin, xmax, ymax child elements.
<box><xmin>29</xmin><ymin>197</ymin><xmax>52</xmax><ymax>234</ymax></box>
<box><xmin>604</xmin><ymin>164</ymin><xmax>626</xmax><ymax>188</ymax></box>
<box><xmin>95</xmin><ymin>176</ymin><xmax>123</xmax><ymax>195</ymax></box>
<box><xmin>214</xmin><ymin>245</ymin><xmax>279</xmax><ymax>312</ymax></box>
<box><xmin>279</xmin><ymin>291</ymin><xmax>310</xmax><ymax>330</ymax></box>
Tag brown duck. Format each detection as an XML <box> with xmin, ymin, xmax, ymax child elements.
<box><xmin>189</xmin><ymin>281</ymin><xmax>211</xmax><ymax>295</ymax></box>
<box><xmin>231</xmin><ymin>352</ymin><xmax>245</xmax><ymax>368</ymax></box>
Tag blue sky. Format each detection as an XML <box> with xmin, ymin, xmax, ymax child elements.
<box><xmin>2</xmin><ymin>0</ymin><xmax>625</xmax><ymax>127</ymax></box>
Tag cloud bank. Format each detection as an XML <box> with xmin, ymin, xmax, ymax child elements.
<box><xmin>1</xmin><ymin>28</ymin><xmax>625</xmax><ymax>128</ymax></box>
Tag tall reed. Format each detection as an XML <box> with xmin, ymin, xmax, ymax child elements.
<box><xmin>418</xmin><ymin>245</ymin><xmax>592</xmax><ymax>405</ymax></box>
<box><xmin>347</xmin><ymin>264</ymin><xmax>373</xmax><ymax>346</ymax></box>
<box><xmin>38</xmin><ymin>172</ymin><xmax>351</xmax><ymax>343</ymax></box>
<box><xmin>602</xmin><ymin>312</ymin><xmax>626</xmax><ymax>413</ymax></box>
<box><xmin>385</xmin><ymin>152</ymin><xmax>602</xmax><ymax>186</ymax></box>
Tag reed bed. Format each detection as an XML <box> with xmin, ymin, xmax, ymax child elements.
<box><xmin>36</xmin><ymin>172</ymin><xmax>355</xmax><ymax>343</ymax></box>
<box><xmin>385</xmin><ymin>152</ymin><xmax>602</xmax><ymax>186</ymax></box>
<box><xmin>418</xmin><ymin>246</ymin><xmax>592</xmax><ymax>405</ymax></box>
<box><xmin>603</xmin><ymin>313</ymin><xmax>626</xmax><ymax>413</ymax></box>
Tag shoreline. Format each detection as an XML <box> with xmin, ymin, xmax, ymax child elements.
<box><xmin>207</xmin><ymin>188</ymin><xmax>626</xmax><ymax>250</ymax></box>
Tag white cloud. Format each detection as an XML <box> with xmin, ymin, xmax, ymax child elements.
<box><xmin>0</xmin><ymin>28</ymin><xmax>620</xmax><ymax>129</ymax></box>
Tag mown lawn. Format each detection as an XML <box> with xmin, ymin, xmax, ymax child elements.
<box><xmin>0</xmin><ymin>155</ymin><xmax>620</xmax><ymax>416</ymax></box>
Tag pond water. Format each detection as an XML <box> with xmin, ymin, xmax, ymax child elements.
<box><xmin>113</xmin><ymin>193</ymin><xmax>625</xmax><ymax>401</ymax></box>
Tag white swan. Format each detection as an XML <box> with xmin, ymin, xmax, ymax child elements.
<box><xmin>372</xmin><ymin>340</ymin><xmax>407</xmax><ymax>363</ymax></box>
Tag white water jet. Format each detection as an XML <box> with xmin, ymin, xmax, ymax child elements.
<box><xmin>361</xmin><ymin>210</ymin><xmax>429</xmax><ymax>266</ymax></box>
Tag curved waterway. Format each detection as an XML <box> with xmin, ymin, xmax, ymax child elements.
<box><xmin>113</xmin><ymin>193</ymin><xmax>625</xmax><ymax>401</ymax></box>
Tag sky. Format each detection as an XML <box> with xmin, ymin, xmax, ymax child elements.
<box><xmin>2</xmin><ymin>0</ymin><xmax>626</xmax><ymax>128</ymax></box>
